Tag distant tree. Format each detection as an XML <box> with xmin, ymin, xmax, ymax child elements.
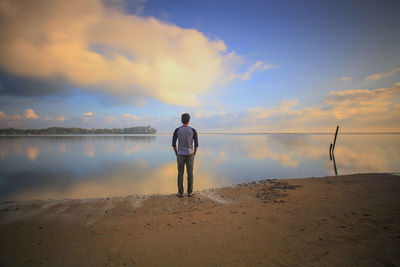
<box><xmin>0</xmin><ymin>126</ymin><xmax>157</xmax><ymax>135</ymax></box>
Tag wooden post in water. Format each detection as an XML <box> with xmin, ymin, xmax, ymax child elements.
<box><xmin>332</xmin><ymin>126</ymin><xmax>339</xmax><ymax>155</ymax></box>
<box><xmin>329</xmin><ymin>126</ymin><xmax>339</xmax><ymax>174</ymax></box>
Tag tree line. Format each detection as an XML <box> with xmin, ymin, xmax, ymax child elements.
<box><xmin>0</xmin><ymin>126</ymin><xmax>157</xmax><ymax>135</ymax></box>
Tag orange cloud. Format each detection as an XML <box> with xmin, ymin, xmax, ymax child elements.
<box><xmin>0</xmin><ymin>111</ymin><xmax>22</xmax><ymax>121</ymax></box>
<box><xmin>325</xmin><ymin>85</ymin><xmax>400</xmax><ymax>119</ymax></box>
<box><xmin>197</xmin><ymin>82</ymin><xmax>400</xmax><ymax>133</ymax></box>
<box><xmin>24</xmin><ymin>109</ymin><xmax>39</xmax><ymax>119</ymax></box>
<box><xmin>365</xmin><ymin>67</ymin><xmax>400</xmax><ymax>81</ymax></box>
<box><xmin>123</xmin><ymin>113</ymin><xmax>140</xmax><ymax>121</ymax></box>
<box><xmin>248</xmin><ymin>99</ymin><xmax>299</xmax><ymax>119</ymax></box>
<box><xmin>83</xmin><ymin>112</ymin><xmax>93</xmax><ymax>116</ymax></box>
<box><xmin>241</xmin><ymin>60</ymin><xmax>276</xmax><ymax>80</ymax></box>
<box><xmin>57</xmin><ymin>116</ymin><xmax>65</xmax><ymax>123</ymax></box>
<box><xmin>105</xmin><ymin>116</ymin><xmax>115</xmax><ymax>123</ymax></box>
<box><xmin>0</xmin><ymin>0</ymin><xmax>270</xmax><ymax>107</ymax></box>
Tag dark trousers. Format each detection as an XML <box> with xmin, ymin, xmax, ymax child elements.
<box><xmin>177</xmin><ymin>154</ymin><xmax>195</xmax><ymax>195</ymax></box>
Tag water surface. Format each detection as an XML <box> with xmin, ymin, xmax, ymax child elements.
<box><xmin>0</xmin><ymin>134</ymin><xmax>399</xmax><ymax>200</ymax></box>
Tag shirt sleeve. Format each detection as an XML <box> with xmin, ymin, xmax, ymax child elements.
<box><xmin>192</xmin><ymin>128</ymin><xmax>199</xmax><ymax>147</ymax></box>
<box><xmin>172</xmin><ymin>128</ymin><xmax>178</xmax><ymax>147</ymax></box>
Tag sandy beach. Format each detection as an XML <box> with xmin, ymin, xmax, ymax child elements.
<box><xmin>0</xmin><ymin>173</ymin><xmax>399</xmax><ymax>266</ymax></box>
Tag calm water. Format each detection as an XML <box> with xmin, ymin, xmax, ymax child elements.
<box><xmin>0</xmin><ymin>134</ymin><xmax>399</xmax><ymax>200</ymax></box>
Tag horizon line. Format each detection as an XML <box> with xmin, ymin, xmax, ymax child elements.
<box><xmin>157</xmin><ymin>131</ymin><xmax>400</xmax><ymax>135</ymax></box>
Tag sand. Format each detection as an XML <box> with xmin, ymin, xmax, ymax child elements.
<box><xmin>0</xmin><ymin>173</ymin><xmax>399</xmax><ymax>266</ymax></box>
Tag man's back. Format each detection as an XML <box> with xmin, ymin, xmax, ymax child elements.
<box><xmin>172</xmin><ymin>126</ymin><xmax>198</xmax><ymax>155</ymax></box>
<box><xmin>172</xmin><ymin>113</ymin><xmax>198</xmax><ymax>197</ymax></box>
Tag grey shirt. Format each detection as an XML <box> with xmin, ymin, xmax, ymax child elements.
<box><xmin>172</xmin><ymin>126</ymin><xmax>199</xmax><ymax>155</ymax></box>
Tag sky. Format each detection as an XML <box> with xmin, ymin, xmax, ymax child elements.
<box><xmin>0</xmin><ymin>0</ymin><xmax>399</xmax><ymax>133</ymax></box>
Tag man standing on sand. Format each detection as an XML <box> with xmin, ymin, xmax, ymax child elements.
<box><xmin>172</xmin><ymin>113</ymin><xmax>199</xmax><ymax>198</ymax></box>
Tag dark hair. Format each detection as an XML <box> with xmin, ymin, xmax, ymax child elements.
<box><xmin>181</xmin><ymin>113</ymin><xmax>190</xmax><ymax>124</ymax></box>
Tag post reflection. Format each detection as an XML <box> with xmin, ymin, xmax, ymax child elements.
<box><xmin>332</xmin><ymin>153</ymin><xmax>338</xmax><ymax>175</ymax></box>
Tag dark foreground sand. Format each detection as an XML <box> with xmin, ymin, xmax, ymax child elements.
<box><xmin>1</xmin><ymin>173</ymin><xmax>399</xmax><ymax>266</ymax></box>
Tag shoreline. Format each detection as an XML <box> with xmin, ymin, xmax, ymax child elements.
<box><xmin>1</xmin><ymin>172</ymin><xmax>397</xmax><ymax>204</ymax></box>
<box><xmin>2</xmin><ymin>132</ymin><xmax>400</xmax><ymax>137</ymax></box>
<box><xmin>1</xmin><ymin>173</ymin><xmax>399</xmax><ymax>266</ymax></box>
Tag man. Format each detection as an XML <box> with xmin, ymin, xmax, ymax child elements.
<box><xmin>172</xmin><ymin>113</ymin><xmax>199</xmax><ymax>197</ymax></box>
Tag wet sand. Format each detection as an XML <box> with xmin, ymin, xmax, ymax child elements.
<box><xmin>0</xmin><ymin>173</ymin><xmax>399</xmax><ymax>266</ymax></box>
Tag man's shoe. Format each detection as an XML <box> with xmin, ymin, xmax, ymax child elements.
<box><xmin>176</xmin><ymin>193</ymin><xmax>183</xmax><ymax>198</ymax></box>
<box><xmin>188</xmin><ymin>192</ymin><xmax>195</xmax><ymax>197</ymax></box>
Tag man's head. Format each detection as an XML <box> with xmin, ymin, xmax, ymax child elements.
<box><xmin>181</xmin><ymin>113</ymin><xmax>190</xmax><ymax>125</ymax></box>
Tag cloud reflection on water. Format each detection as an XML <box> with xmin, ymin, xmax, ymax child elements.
<box><xmin>26</xmin><ymin>147</ymin><xmax>39</xmax><ymax>161</ymax></box>
<box><xmin>334</xmin><ymin>134</ymin><xmax>400</xmax><ymax>174</ymax></box>
<box><xmin>0</xmin><ymin>134</ymin><xmax>399</xmax><ymax>200</ymax></box>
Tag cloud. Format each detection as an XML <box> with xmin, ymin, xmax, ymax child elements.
<box><xmin>123</xmin><ymin>113</ymin><xmax>140</xmax><ymax>121</ymax></box>
<box><xmin>365</xmin><ymin>67</ymin><xmax>400</xmax><ymax>81</ymax></box>
<box><xmin>3</xmin><ymin>83</ymin><xmax>398</xmax><ymax>132</ymax></box>
<box><xmin>248</xmin><ymin>99</ymin><xmax>299</xmax><ymax>119</ymax></box>
<box><xmin>0</xmin><ymin>0</ymin><xmax>270</xmax><ymax>106</ymax></box>
<box><xmin>260</xmin><ymin>84</ymin><xmax>399</xmax><ymax>131</ymax></box>
<box><xmin>0</xmin><ymin>110</ymin><xmax>24</xmax><ymax>121</ymax></box>
<box><xmin>191</xmin><ymin>82</ymin><xmax>400</xmax><ymax>132</ymax></box>
<box><xmin>325</xmin><ymin>86</ymin><xmax>399</xmax><ymax>119</ymax></box>
<box><xmin>83</xmin><ymin>112</ymin><xmax>93</xmax><ymax>116</ymax></box>
<box><xmin>24</xmin><ymin>109</ymin><xmax>39</xmax><ymax>119</ymax></box>
<box><xmin>51</xmin><ymin>112</ymin><xmax>148</xmax><ymax>129</ymax></box>
<box><xmin>241</xmin><ymin>61</ymin><xmax>276</xmax><ymax>80</ymax></box>
<box><xmin>104</xmin><ymin>0</ymin><xmax>148</xmax><ymax>15</ymax></box>
<box><xmin>339</xmin><ymin>76</ymin><xmax>352</xmax><ymax>81</ymax></box>
<box><xmin>57</xmin><ymin>116</ymin><xmax>65</xmax><ymax>123</ymax></box>
<box><xmin>104</xmin><ymin>115</ymin><xmax>115</xmax><ymax>123</ymax></box>
<box><xmin>0</xmin><ymin>71</ymin><xmax>68</xmax><ymax>97</ymax></box>
<box><xmin>325</xmin><ymin>87</ymin><xmax>397</xmax><ymax>106</ymax></box>
<box><xmin>193</xmin><ymin>110</ymin><xmax>226</xmax><ymax>119</ymax></box>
